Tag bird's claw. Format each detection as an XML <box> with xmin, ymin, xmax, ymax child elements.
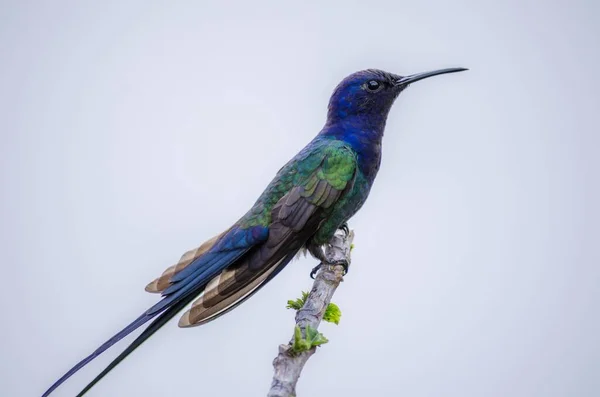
<box><xmin>336</xmin><ymin>260</ymin><xmax>350</xmax><ymax>276</ymax></box>
<box><xmin>310</xmin><ymin>264</ymin><xmax>322</xmax><ymax>279</ymax></box>
<box><xmin>308</xmin><ymin>224</ymin><xmax>350</xmax><ymax>279</ymax></box>
<box><xmin>309</xmin><ymin>260</ymin><xmax>349</xmax><ymax>279</ymax></box>
<box><xmin>339</xmin><ymin>222</ymin><xmax>350</xmax><ymax>237</ymax></box>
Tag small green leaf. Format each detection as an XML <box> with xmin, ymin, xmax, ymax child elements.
<box><xmin>305</xmin><ymin>325</ymin><xmax>329</xmax><ymax>346</ymax></box>
<box><xmin>292</xmin><ymin>326</ymin><xmax>310</xmax><ymax>353</ymax></box>
<box><xmin>291</xmin><ymin>325</ymin><xmax>329</xmax><ymax>354</ymax></box>
<box><xmin>286</xmin><ymin>291</ymin><xmax>310</xmax><ymax>311</ymax></box>
<box><xmin>286</xmin><ymin>299</ymin><xmax>302</xmax><ymax>310</ymax></box>
<box><xmin>323</xmin><ymin>302</ymin><xmax>342</xmax><ymax>325</ymax></box>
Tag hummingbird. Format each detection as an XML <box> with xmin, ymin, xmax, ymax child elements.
<box><xmin>42</xmin><ymin>66</ymin><xmax>467</xmax><ymax>396</ymax></box>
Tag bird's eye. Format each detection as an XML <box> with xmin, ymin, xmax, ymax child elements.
<box><xmin>366</xmin><ymin>80</ymin><xmax>382</xmax><ymax>92</ymax></box>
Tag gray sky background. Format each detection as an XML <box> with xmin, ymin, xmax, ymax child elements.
<box><xmin>1</xmin><ymin>1</ymin><xmax>599</xmax><ymax>396</ymax></box>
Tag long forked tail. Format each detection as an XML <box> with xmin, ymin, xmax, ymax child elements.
<box><xmin>41</xmin><ymin>291</ymin><xmax>189</xmax><ymax>397</ymax></box>
<box><xmin>41</xmin><ymin>225</ymin><xmax>278</xmax><ymax>396</ymax></box>
<box><xmin>74</xmin><ymin>250</ymin><xmax>297</xmax><ymax>396</ymax></box>
<box><xmin>41</xmin><ymin>229</ymin><xmax>260</xmax><ymax>396</ymax></box>
<box><xmin>74</xmin><ymin>293</ymin><xmax>195</xmax><ymax>396</ymax></box>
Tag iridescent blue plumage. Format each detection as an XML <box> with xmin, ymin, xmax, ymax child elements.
<box><xmin>42</xmin><ymin>67</ymin><xmax>466</xmax><ymax>396</ymax></box>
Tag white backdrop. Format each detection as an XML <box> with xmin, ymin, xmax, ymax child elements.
<box><xmin>1</xmin><ymin>1</ymin><xmax>599</xmax><ymax>396</ymax></box>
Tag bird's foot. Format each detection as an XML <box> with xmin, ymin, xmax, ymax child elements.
<box><xmin>335</xmin><ymin>259</ymin><xmax>350</xmax><ymax>276</ymax></box>
<box><xmin>309</xmin><ymin>263</ymin><xmax>322</xmax><ymax>279</ymax></box>
<box><xmin>339</xmin><ymin>222</ymin><xmax>350</xmax><ymax>237</ymax></box>
<box><xmin>308</xmin><ymin>223</ymin><xmax>352</xmax><ymax>279</ymax></box>
<box><xmin>310</xmin><ymin>259</ymin><xmax>349</xmax><ymax>279</ymax></box>
<box><xmin>308</xmin><ymin>243</ymin><xmax>328</xmax><ymax>279</ymax></box>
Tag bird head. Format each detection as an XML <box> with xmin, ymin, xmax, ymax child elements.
<box><xmin>326</xmin><ymin>67</ymin><xmax>467</xmax><ymax>126</ymax></box>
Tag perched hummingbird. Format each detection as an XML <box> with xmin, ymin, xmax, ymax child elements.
<box><xmin>43</xmin><ymin>67</ymin><xmax>467</xmax><ymax>396</ymax></box>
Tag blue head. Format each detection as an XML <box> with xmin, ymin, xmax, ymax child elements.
<box><xmin>325</xmin><ymin>68</ymin><xmax>467</xmax><ymax>131</ymax></box>
<box><xmin>321</xmin><ymin>67</ymin><xmax>467</xmax><ymax>177</ymax></box>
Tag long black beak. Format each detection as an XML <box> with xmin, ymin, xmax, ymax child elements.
<box><xmin>395</xmin><ymin>67</ymin><xmax>468</xmax><ymax>86</ymax></box>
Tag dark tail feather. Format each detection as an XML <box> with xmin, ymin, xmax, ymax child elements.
<box><xmin>43</xmin><ymin>245</ymin><xmax>253</xmax><ymax>396</ymax></box>
<box><xmin>41</xmin><ymin>283</ymin><xmax>197</xmax><ymax>397</ymax></box>
<box><xmin>75</xmin><ymin>294</ymin><xmax>194</xmax><ymax>396</ymax></box>
<box><xmin>76</xmin><ymin>251</ymin><xmax>299</xmax><ymax>396</ymax></box>
<box><xmin>41</xmin><ymin>312</ymin><xmax>157</xmax><ymax>397</ymax></box>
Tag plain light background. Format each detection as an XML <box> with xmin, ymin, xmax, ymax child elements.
<box><xmin>1</xmin><ymin>1</ymin><xmax>599</xmax><ymax>396</ymax></box>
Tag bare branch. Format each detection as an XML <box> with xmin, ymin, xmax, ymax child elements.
<box><xmin>268</xmin><ymin>228</ymin><xmax>355</xmax><ymax>397</ymax></box>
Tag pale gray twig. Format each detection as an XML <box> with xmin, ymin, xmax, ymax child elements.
<box><xmin>267</xmin><ymin>228</ymin><xmax>355</xmax><ymax>397</ymax></box>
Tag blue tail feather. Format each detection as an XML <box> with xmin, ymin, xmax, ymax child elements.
<box><xmin>42</xmin><ymin>226</ymin><xmax>267</xmax><ymax>396</ymax></box>
<box><xmin>169</xmin><ymin>226</ymin><xmax>268</xmax><ymax>283</ymax></box>
<box><xmin>160</xmin><ymin>249</ymin><xmax>243</xmax><ymax>297</ymax></box>
<box><xmin>41</xmin><ymin>312</ymin><xmax>155</xmax><ymax>397</ymax></box>
<box><xmin>150</xmin><ymin>249</ymin><xmax>247</xmax><ymax>314</ymax></box>
<box><xmin>42</xmin><ymin>270</ymin><xmax>216</xmax><ymax>397</ymax></box>
<box><xmin>74</xmin><ymin>290</ymin><xmax>200</xmax><ymax>397</ymax></box>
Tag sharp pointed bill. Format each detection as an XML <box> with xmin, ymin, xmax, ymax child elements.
<box><xmin>395</xmin><ymin>67</ymin><xmax>468</xmax><ymax>86</ymax></box>
<box><xmin>42</xmin><ymin>66</ymin><xmax>467</xmax><ymax>396</ymax></box>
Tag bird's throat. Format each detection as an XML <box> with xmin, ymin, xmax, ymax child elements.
<box><xmin>319</xmin><ymin>121</ymin><xmax>383</xmax><ymax>182</ymax></box>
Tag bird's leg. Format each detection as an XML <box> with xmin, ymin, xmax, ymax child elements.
<box><xmin>308</xmin><ymin>244</ymin><xmax>327</xmax><ymax>279</ymax></box>
<box><xmin>307</xmin><ymin>224</ymin><xmax>351</xmax><ymax>279</ymax></box>
<box><xmin>328</xmin><ymin>223</ymin><xmax>351</xmax><ymax>275</ymax></box>
<box><xmin>309</xmin><ymin>265</ymin><xmax>321</xmax><ymax>279</ymax></box>
<box><xmin>311</xmin><ymin>256</ymin><xmax>350</xmax><ymax>279</ymax></box>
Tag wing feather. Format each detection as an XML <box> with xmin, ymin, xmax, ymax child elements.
<box><xmin>178</xmin><ymin>144</ymin><xmax>358</xmax><ymax>327</ymax></box>
<box><xmin>144</xmin><ymin>232</ymin><xmax>226</xmax><ymax>293</ymax></box>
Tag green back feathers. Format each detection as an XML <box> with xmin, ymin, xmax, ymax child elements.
<box><xmin>241</xmin><ymin>139</ymin><xmax>357</xmax><ymax>228</ymax></box>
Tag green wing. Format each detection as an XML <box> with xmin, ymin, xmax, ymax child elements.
<box><xmin>176</xmin><ymin>140</ymin><xmax>358</xmax><ymax>327</ymax></box>
<box><xmin>241</xmin><ymin>139</ymin><xmax>358</xmax><ymax>229</ymax></box>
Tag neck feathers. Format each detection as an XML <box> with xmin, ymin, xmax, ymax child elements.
<box><xmin>319</xmin><ymin>119</ymin><xmax>383</xmax><ymax>181</ymax></box>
